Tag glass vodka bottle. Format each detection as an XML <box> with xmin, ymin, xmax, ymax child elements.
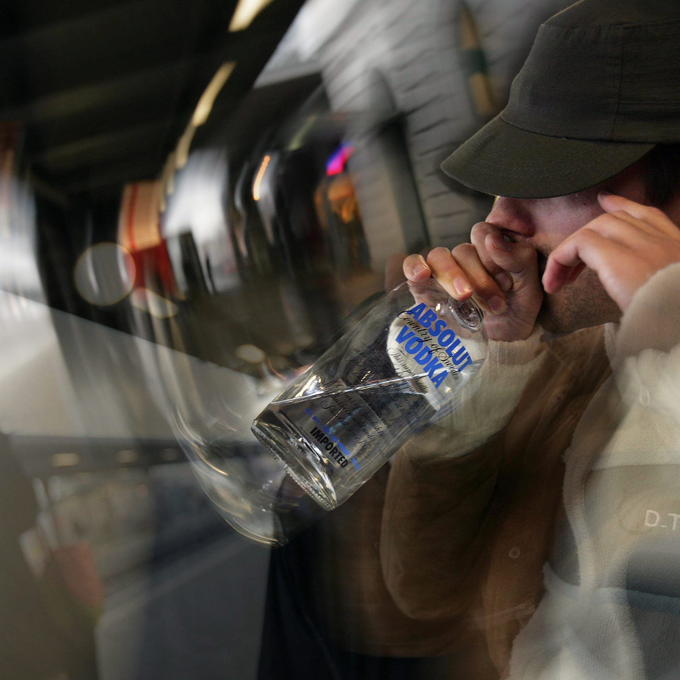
<box><xmin>252</xmin><ymin>278</ymin><xmax>487</xmax><ymax>510</ymax></box>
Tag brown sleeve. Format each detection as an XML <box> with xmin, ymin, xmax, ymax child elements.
<box><xmin>380</xmin><ymin>424</ymin><xmax>505</xmax><ymax>620</ymax></box>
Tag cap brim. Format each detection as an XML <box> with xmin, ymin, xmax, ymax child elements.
<box><xmin>441</xmin><ymin>115</ymin><xmax>655</xmax><ymax>199</ymax></box>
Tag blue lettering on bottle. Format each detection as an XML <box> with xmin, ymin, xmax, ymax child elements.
<box><xmin>414</xmin><ymin>345</ymin><xmax>433</xmax><ymax>365</ymax></box>
<box><xmin>405</xmin><ymin>303</ymin><xmax>426</xmax><ymax>321</ymax></box>
<box><xmin>445</xmin><ymin>338</ymin><xmax>461</xmax><ymax>358</ymax></box>
<box><xmin>395</xmin><ymin>326</ymin><xmax>414</xmax><ymax>344</ymax></box>
<box><xmin>424</xmin><ymin>356</ymin><xmax>447</xmax><ymax>387</ymax></box>
<box><xmin>419</xmin><ymin>308</ymin><xmax>437</xmax><ymax>330</ymax></box>
<box><xmin>431</xmin><ymin>319</ymin><xmax>446</xmax><ymax>338</ymax></box>
<box><xmin>405</xmin><ymin>336</ymin><xmax>423</xmax><ymax>354</ymax></box>
<box><xmin>438</xmin><ymin>328</ymin><xmax>455</xmax><ymax>347</ymax></box>
<box><xmin>454</xmin><ymin>354</ymin><xmax>473</xmax><ymax>371</ymax></box>
<box><xmin>305</xmin><ymin>409</ymin><xmax>360</xmax><ymax>470</ymax></box>
<box><xmin>449</xmin><ymin>343</ymin><xmax>466</xmax><ymax>362</ymax></box>
<box><xmin>395</xmin><ymin>310</ymin><xmax>472</xmax><ymax>389</ymax></box>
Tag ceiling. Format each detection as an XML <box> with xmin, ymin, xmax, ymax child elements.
<box><xmin>0</xmin><ymin>0</ymin><xmax>306</xmax><ymax>200</ymax></box>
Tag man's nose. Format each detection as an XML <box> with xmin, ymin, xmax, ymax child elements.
<box><xmin>485</xmin><ymin>196</ymin><xmax>535</xmax><ymax>237</ymax></box>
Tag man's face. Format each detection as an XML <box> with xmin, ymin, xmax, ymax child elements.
<box><xmin>485</xmin><ymin>161</ymin><xmax>655</xmax><ymax>334</ymax></box>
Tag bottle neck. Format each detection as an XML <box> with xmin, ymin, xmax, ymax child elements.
<box><xmin>448</xmin><ymin>297</ymin><xmax>484</xmax><ymax>332</ymax></box>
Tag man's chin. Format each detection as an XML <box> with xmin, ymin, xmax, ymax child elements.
<box><xmin>537</xmin><ymin>297</ymin><xmax>621</xmax><ymax>335</ymax></box>
<box><xmin>537</xmin><ymin>310</ymin><xmax>597</xmax><ymax>335</ymax></box>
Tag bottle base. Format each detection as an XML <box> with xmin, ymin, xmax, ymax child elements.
<box><xmin>252</xmin><ymin>409</ymin><xmax>338</xmax><ymax>511</ymax></box>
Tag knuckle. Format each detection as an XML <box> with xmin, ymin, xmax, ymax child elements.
<box><xmin>598</xmin><ymin>213</ymin><xmax>620</xmax><ymax>229</ymax></box>
<box><xmin>470</xmin><ymin>222</ymin><xmax>493</xmax><ymax>241</ymax></box>
<box><xmin>471</xmin><ymin>221</ymin><xmax>489</xmax><ymax>230</ymax></box>
<box><xmin>427</xmin><ymin>246</ymin><xmax>451</xmax><ymax>263</ymax></box>
<box><xmin>580</xmin><ymin>227</ymin><xmax>600</xmax><ymax>242</ymax></box>
<box><xmin>472</xmin><ymin>278</ymin><xmax>501</xmax><ymax>300</ymax></box>
<box><xmin>452</xmin><ymin>242</ymin><xmax>476</xmax><ymax>258</ymax></box>
<box><xmin>427</xmin><ymin>247</ymin><xmax>459</xmax><ymax>275</ymax></box>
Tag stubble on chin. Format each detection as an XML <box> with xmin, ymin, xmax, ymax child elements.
<box><xmin>537</xmin><ymin>269</ymin><xmax>621</xmax><ymax>334</ymax></box>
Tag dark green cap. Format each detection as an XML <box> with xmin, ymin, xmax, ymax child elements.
<box><xmin>441</xmin><ymin>0</ymin><xmax>680</xmax><ymax>198</ymax></box>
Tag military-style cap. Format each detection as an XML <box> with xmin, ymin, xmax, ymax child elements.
<box><xmin>441</xmin><ymin>0</ymin><xmax>680</xmax><ymax>198</ymax></box>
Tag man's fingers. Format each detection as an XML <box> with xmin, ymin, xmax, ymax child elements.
<box><xmin>470</xmin><ymin>223</ymin><xmax>506</xmax><ymax>277</ymax></box>
<box><xmin>598</xmin><ymin>192</ymin><xmax>679</xmax><ymax>237</ymax></box>
<box><xmin>484</xmin><ymin>232</ymin><xmax>540</xmax><ymax>300</ymax></box>
<box><xmin>543</xmin><ymin>228</ymin><xmax>627</xmax><ymax>294</ymax></box>
<box><xmin>426</xmin><ymin>247</ymin><xmax>473</xmax><ymax>299</ymax></box>
<box><xmin>402</xmin><ymin>254</ymin><xmax>431</xmax><ymax>282</ymax></box>
<box><xmin>449</xmin><ymin>244</ymin><xmax>507</xmax><ymax>314</ymax></box>
<box><xmin>470</xmin><ymin>223</ymin><xmax>513</xmax><ymax>292</ymax></box>
<box><xmin>583</xmin><ymin>211</ymin><xmax>660</xmax><ymax>248</ymax></box>
<box><xmin>401</xmin><ymin>226</ymin><xmax>544</xmax><ymax>318</ymax></box>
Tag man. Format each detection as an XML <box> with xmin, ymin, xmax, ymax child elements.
<box><xmin>376</xmin><ymin>0</ymin><xmax>680</xmax><ymax>678</ymax></box>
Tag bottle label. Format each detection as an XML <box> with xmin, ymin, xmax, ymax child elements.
<box><xmin>388</xmin><ymin>302</ymin><xmax>473</xmax><ymax>391</ymax></box>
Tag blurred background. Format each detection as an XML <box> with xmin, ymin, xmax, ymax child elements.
<box><xmin>0</xmin><ymin>0</ymin><xmax>572</xmax><ymax>678</ymax></box>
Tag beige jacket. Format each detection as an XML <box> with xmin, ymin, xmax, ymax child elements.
<box><xmin>313</xmin><ymin>263</ymin><xmax>680</xmax><ymax>679</ymax></box>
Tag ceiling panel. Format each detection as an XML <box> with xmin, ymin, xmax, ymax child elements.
<box><xmin>0</xmin><ymin>0</ymin><xmax>306</xmax><ymax>199</ymax></box>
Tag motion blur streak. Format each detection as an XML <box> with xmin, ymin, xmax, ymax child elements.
<box><xmin>230</xmin><ymin>0</ymin><xmax>275</xmax><ymax>32</ymax></box>
<box><xmin>252</xmin><ymin>155</ymin><xmax>271</xmax><ymax>201</ymax></box>
<box><xmin>0</xmin><ymin>1</ymin><xmax>581</xmax><ymax>679</ymax></box>
<box><xmin>192</xmin><ymin>63</ymin><xmax>237</xmax><ymax>127</ymax></box>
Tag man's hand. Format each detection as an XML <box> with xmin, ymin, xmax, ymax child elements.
<box><xmin>543</xmin><ymin>192</ymin><xmax>680</xmax><ymax>311</ymax></box>
<box><xmin>401</xmin><ymin>222</ymin><xmax>543</xmax><ymax>342</ymax></box>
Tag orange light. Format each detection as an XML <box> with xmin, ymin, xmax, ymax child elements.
<box><xmin>252</xmin><ymin>155</ymin><xmax>271</xmax><ymax>201</ymax></box>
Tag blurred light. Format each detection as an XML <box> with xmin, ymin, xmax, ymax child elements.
<box><xmin>116</xmin><ymin>450</ymin><xmax>138</xmax><ymax>464</ymax></box>
<box><xmin>229</xmin><ymin>0</ymin><xmax>273</xmax><ymax>31</ymax></box>
<box><xmin>175</xmin><ymin>125</ymin><xmax>196</xmax><ymax>170</ymax></box>
<box><xmin>287</xmin><ymin>115</ymin><xmax>316</xmax><ymax>151</ymax></box>
<box><xmin>52</xmin><ymin>453</ymin><xmax>80</xmax><ymax>467</ymax></box>
<box><xmin>74</xmin><ymin>242</ymin><xmax>135</xmax><ymax>306</ymax></box>
<box><xmin>326</xmin><ymin>144</ymin><xmax>354</xmax><ymax>176</ymax></box>
<box><xmin>163</xmin><ymin>153</ymin><xmax>177</xmax><ymax>198</ymax></box>
<box><xmin>295</xmin><ymin>333</ymin><xmax>314</xmax><ymax>348</ymax></box>
<box><xmin>252</xmin><ymin>155</ymin><xmax>271</xmax><ymax>201</ymax></box>
<box><xmin>235</xmin><ymin>344</ymin><xmax>266</xmax><ymax>364</ymax></box>
<box><xmin>131</xmin><ymin>287</ymin><xmax>179</xmax><ymax>318</ymax></box>
<box><xmin>118</xmin><ymin>182</ymin><xmax>163</xmax><ymax>252</ymax></box>
<box><xmin>191</xmin><ymin>62</ymin><xmax>236</xmax><ymax>127</ymax></box>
